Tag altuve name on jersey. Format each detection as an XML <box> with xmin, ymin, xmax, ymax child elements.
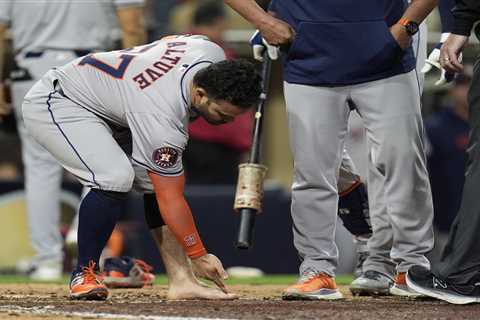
<box><xmin>132</xmin><ymin>42</ymin><xmax>187</xmax><ymax>90</ymax></box>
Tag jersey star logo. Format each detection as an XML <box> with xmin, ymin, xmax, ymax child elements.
<box><xmin>152</xmin><ymin>147</ymin><xmax>179</xmax><ymax>169</ymax></box>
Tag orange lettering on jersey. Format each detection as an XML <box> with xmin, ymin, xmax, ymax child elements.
<box><xmin>133</xmin><ymin>73</ymin><xmax>151</xmax><ymax>89</ymax></box>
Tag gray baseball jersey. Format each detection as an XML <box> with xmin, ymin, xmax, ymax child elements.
<box><xmin>24</xmin><ymin>36</ymin><xmax>226</xmax><ymax>184</ymax></box>
<box><xmin>0</xmin><ymin>0</ymin><xmax>144</xmax><ymax>53</ymax></box>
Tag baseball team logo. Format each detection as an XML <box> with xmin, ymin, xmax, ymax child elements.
<box><xmin>184</xmin><ymin>234</ymin><xmax>197</xmax><ymax>247</ymax></box>
<box><xmin>152</xmin><ymin>147</ymin><xmax>179</xmax><ymax>169</ymax></box>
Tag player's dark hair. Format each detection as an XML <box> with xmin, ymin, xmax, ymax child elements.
<box><xmin>193</xmin><ymin>59</ymin><xmax>262</xmax><ymax>109</ymax></box>
<box><xmin>193</xmin><ymin>1</ymin><xmax>225</xmax><ymax>26</ymax></box>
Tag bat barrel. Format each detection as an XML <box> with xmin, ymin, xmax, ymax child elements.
<box><xmin>236</xmin><ymin>208</ymin><xmax>257</xmax><ymax>249</ymax></box>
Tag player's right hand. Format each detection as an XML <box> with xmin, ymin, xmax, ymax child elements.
<box><xmin>251</xmin><ymin>14</ymin><xmax>295</xmax><ymax>62</ymax></box>
<box><xmin>257</xmin><ymin>14</ymin><xmax>295</xmax><ymax>47</ymax></box>
<box><xmin>421</xmin><ymin>34</ymin><xmax>458</xmax><ymax>86</ymax></box>
<box><xmin>191</xmin><ymin>253</ymin><xmax>229</xmax><ymax>293</ymax></box>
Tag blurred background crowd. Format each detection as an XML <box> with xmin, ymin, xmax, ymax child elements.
<box><xmin>0</xmin><ymin>0</ymin><xmax>476</xmax><ymax>277</ymax></box>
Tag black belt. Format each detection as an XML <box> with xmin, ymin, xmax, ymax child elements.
<box><xmin>25</xmin><ymin>49</ymin><xmax>92</xmax><ymax>59</ymax></box>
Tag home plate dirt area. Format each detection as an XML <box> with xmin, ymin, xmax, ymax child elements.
<box><xmin>0</xmin><ymin>284</ymin><xmax>480</xmax><ymax>320</ymax></box>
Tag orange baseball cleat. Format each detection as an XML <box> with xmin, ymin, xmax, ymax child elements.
<box><xmin>102</xmin><ymin>256</ymin><xmax>155</xmax><ymax>289</ymax></box>
<box><xmin>70</xmin><ymin>261</ymin><xmax>108</xmax><ymax>300</ymax></box>
<box><xmin>282</xmin><ymin>269</ymin><xmax>343</xmax><ymax>300</ymax></box>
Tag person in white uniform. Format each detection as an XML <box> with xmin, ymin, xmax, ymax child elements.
<box><xmin>0</xmin><ymin>0</ymin><xmax>146</xmax><ymax>280</ymax></box>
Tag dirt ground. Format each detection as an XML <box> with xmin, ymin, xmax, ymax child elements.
<box><xmin>0</xmin><ymin>284</ymin><xmax>479</xmax><ymax>320</ymax></box>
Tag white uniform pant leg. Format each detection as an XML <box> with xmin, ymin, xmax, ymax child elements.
<box><xmin>352</xmin><ymin>71</ymin><xmax>434</xmax><ymax>273</ymax></box>
<box><xmin>284</xmin><ymin>82</ymin><xmax>350</xmax><ymax>276</ymax></box>
<box><xmin>12</xmin><ymin>51</ymin><xmax>86</xmax><ymax>264</ymax></box>
<box><xmin>12</xmin><ymin>79</ymin><xmax>64</xmax><ymax>264</ymax></box>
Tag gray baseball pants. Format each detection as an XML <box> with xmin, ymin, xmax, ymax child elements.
<box><xmin>12</xmin><ymin>50</ymin><xmax>84</xmax><ymax>265</ymax></box>
<box><xmin>362</xmin><ymin>22</ymin><xmax>429</xmax><ymax>276</ymax></box>
<box><xmin>285</xmin><ymin>70</ymin><xmax>434</xmax><ymax>276</ymax></box>
<box><xmin>22</xmin><ymin>71</ymin><xmax>154</xmax><ymax>195</ymax></box>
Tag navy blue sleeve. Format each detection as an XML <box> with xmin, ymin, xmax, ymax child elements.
<box><xmin>452</xmin><ymin>0</ymin><xmax>480</xmax><ymax>36</ymax></box>
<box><xmin>267</xmin><ymin>0</ymin><xmax>276</xmax><ymax>13</ymax></box>
<box><xmin>439</xmin><ymin>0</ymin><xmax>456</xmax><ymax>33</ymax></box>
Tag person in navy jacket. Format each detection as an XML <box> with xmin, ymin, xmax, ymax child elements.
<box><xmin>226</xmin><ymin>0</ymin><xmax>437</xmax><ymax>300</ymax></box>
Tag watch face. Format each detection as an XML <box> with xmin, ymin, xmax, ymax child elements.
<box><xmin>406</xmin><ymin>22</ymin><xmax>419</xmax><ymax>36</ymax></box>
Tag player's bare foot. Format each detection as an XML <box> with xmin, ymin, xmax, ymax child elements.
<box><xmin>167</xmin><ymin>283</ymin><xmax>238</xmax><ymax>300</ymax></box>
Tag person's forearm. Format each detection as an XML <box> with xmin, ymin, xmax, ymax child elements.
<box><xmin>402</xmin><ymin>0</ymin><xmax>438</xmax><ymax>24</ymax></box>
<box><xmin>148</xmin><ymin>172</ymin><xmax>207</xmax><ymax>259</ymax></box>
<box><xmin>117</xmin><ymin>6</ymin><xmax>146</xmax><ymax>48</ymax></box>
<box><xmin>155</xmin><ymin>195</ymin><xmax>207</xmax><ymax>259</ymax></box>
<box><xmin>224</xmin><ymin>0</ymin><xmax>271</xmax><ymax>28</ymax></box>
<box><xmin>452</xmin><ymin>0</ymin><xmax>480</xmax><ymax>36</ymax></box>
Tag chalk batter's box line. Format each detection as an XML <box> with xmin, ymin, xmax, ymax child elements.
<box><xmin>0</xmin><ymin>305</ymin><xmax>237</xmax><ymax>320</ymax></box>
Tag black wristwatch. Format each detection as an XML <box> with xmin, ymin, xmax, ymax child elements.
<box><xmin>399</xmin><ymin>18</ymin><xmax>419</xmax><ymax>36</ymax></box>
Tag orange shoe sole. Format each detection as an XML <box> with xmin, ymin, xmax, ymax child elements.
<box><xmin>282</xmin><ymin>289</ymin><xmax>343</xmax><ymax>300</ymax></box>
<box><xmin>70</xmin><ymin>287</ymin><xmax>109</xmax><ymax>300</ymax></box>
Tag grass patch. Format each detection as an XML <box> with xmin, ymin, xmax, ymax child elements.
<box><xmin>0</xmin><ymin>275</ymin><xmax>68</xmax><ymax>284</ymax></box>
<box><xmin>0</xmin><ymin>274</ymin><xmax>353</xmax><ymax>286</ymax></box>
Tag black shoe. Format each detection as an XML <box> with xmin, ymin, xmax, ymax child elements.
<box><xmin>406</xmin><ymin>266</ymin><xmax>480</xmax><ymax>304</ymax></box>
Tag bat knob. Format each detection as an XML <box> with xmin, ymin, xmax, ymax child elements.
<box><xmin>236</xmin><ymin>208</ymin><xmax>256</xmax><ymax>250</ymax></box>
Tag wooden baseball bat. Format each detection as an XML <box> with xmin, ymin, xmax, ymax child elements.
<box><xmin>235</xmin><ymin>57</ymin><xmax>272</xmax><ymax>250</ymax></box>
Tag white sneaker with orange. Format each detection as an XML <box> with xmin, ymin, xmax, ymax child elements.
<box><xmin>390</xmin><ymin>272</ymin><xmax>423</xmax><ymax>297</ymax></box>
<box><xmin>282</xmin><ymin>268</ymin><xmax>343</xmax><ymax>300</ymax></box>
<box><xmin>70</xmin><ymin>261</ymin><xmax>109</xmax><ymax>300</ymax></box>
<box><xmin>102</xmin><ymin>257</ymin><xmax>155</xmax><ymax>289</ymax></box>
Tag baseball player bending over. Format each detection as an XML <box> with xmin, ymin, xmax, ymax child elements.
<box><xmin>22</xmin><ymin>35</ymin><xmax>262</xmax><ymax>300</ymax></box>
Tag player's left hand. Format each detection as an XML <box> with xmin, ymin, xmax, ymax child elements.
<box><xmin>440</xmin><ymin>33</ymin><xmax>469</xmax><ymax>74</ymax></box>
<box><xmin>257</xmin><ymin>13</ymin><xmax>295</xmax><ymax>46</ymax></box>
<box><xmin>390</xmin><ymin>23</ymin><xmax>411</xmax><ymax>50</ymax></box>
